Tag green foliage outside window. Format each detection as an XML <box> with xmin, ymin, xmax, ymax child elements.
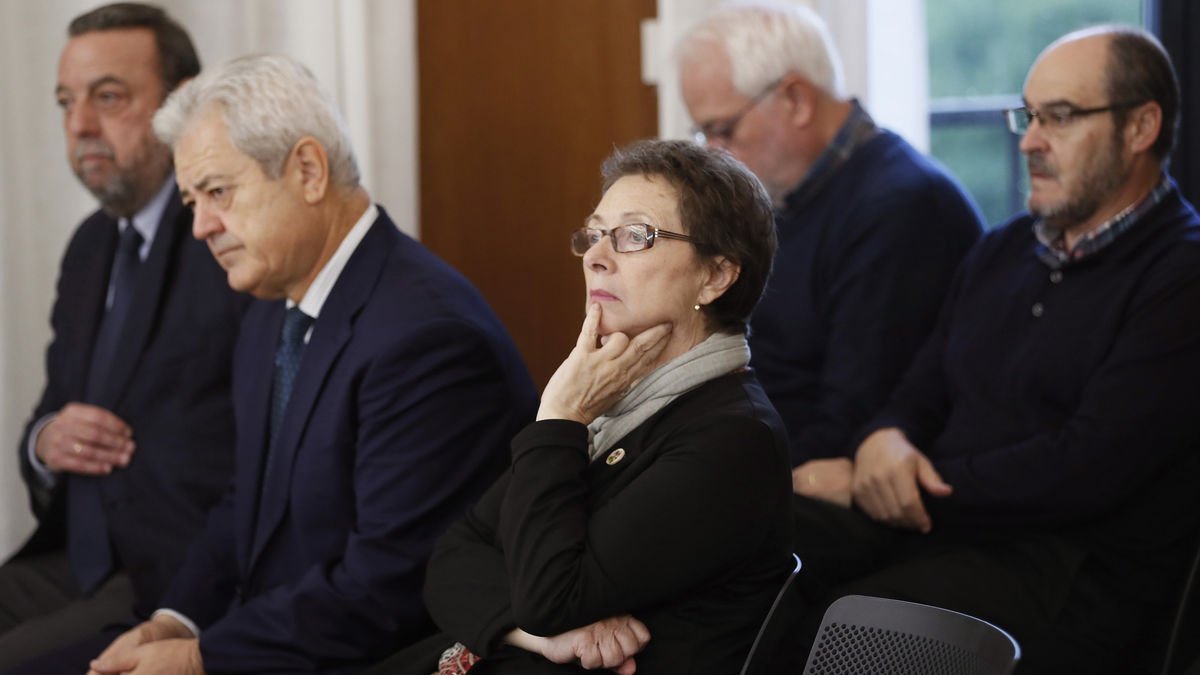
<box><xmin>926</xmin><ymin>0</ymin><xmax>1143</xmax><ymax>226</ymax></box>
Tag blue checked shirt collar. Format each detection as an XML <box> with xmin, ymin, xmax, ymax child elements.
<box><xmin>781</xmin><ymin>99</ymin><xmax>879</xmax><ymax>215</ymax></box>
<box><xmin>1034</xmin><ymin>176</ymin><xmax>1172</xmax><ymax>269</ymax></box>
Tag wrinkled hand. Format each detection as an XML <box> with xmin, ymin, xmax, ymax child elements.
<box><xmin>852</xmin><ymin>428</ymin><xmax>952</xmax><ymax>533</ymax></box>
<box><xmin>89</xmin><ymin>615</ymin><xmax>195</xmax><ymax>675</ymax></box>
<box><xmin>540</xmin><ymin>615</ymin><xmax>651</xmax><ymax>674</ymax></box>
<box><xmin>792</xmin><ymin>457</ymin><xmax>854</xmax><ymax>507</ymax></box>
<box><xmin>537</xmin><ymin>304</ymin><xmax>671</xmax><ymax>425</ymax></box>
<box><xmin>35</xmin><ymin>403</ymin><xmax>134</xmax><ymax>475</ymax></box>
<box><xmin>88</xmin><ymin>639</ymin><xmax>203</xmax><ymax>675</ymax></box>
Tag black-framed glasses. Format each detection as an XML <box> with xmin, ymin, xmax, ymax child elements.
<box><xmin>1003</xmin><ymin>100</ymin><xmax>1146</xmax><ymax>136</ymax></box>
<box><xmin>690</xmin><ymin>78</ymin><xmax>784</xmax><ymax>146</ymax></box>
<box><xmin>570</xmin><ymin>224</ymin><xmax>695</xmax><ymax>256</ymax></box>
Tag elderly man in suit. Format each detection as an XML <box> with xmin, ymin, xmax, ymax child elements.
<box><xmin>24</xmin><ymin>53</ymin><xmax>538</xmax><ymax>675</ymax></box>
<box><xmin>0</xmin><ymin>4</ymin><xmax>244</xmax><ymax>669</ymax></box>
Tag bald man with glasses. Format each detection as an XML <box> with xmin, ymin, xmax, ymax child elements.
<box><xmin>788</xmin><ymin>25</ymin><xmax>1200</xmax><ymax>675</ymax></box>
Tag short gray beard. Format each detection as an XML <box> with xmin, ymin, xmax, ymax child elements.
<box><xmin>83</xmin><ymin>170</ymin><xmax>139</xmax><ymax>215</ymax></box>
<box><xmin>1028</xmin><ymin>134</ymin><xmax>1127</xmax><ymax>231</ymax></box>
<box><xmin>78</xmin><ymin>148</ymin><xmax>172</xmax><ymax>218</ymax></box>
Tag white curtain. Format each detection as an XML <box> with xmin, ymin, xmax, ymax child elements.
<box><xmin>0</xmin><ymin>0</ymin><xmax>418</xmax><ymax>558</ymax></box>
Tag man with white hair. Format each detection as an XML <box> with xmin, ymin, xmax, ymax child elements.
<box><xmin>14</xmin><ymin>53</ymin><xmax>538</xmax><ymax>674</ymax></box>
<box><xmin>677</xmin><ymin>2</ymin><xmax>983</xmax><ymax>510</ymax></box>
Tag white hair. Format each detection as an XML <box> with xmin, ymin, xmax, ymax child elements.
<box><xmin>154</xmin><ymin>53</ymin><xmax>360</xmax><ymax>188</ymax></box>
<box><xmin>679</xmin><ymin>0</ymin><xmax>845</xmax><ymax>99</ymax></box>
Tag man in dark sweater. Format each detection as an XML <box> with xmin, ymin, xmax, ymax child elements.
<box><xmin>795</xmin><ymin>25</ymin><xmax>1200</xmax><ymax>674</ymax></box>
<box><xmin>677</xmin><ymin>2</ymin><xmax>983</xmax><ymax>510</ymax></box>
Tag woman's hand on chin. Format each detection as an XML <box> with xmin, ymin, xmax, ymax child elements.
<box><xmin>537</xmin><ymin>303</ymin><xmax>671</xmax><ymax>424</ymax></box>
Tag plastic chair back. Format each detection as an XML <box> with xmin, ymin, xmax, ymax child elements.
<box><xmin>803</xmin><ymin>594</ymin><xmax>1020</xmax><ymax>675</ymax></box>
<box><xmin>738</xmin><ymin>553</ymin><xmax>803</xmax><ymax>675</ymax></box>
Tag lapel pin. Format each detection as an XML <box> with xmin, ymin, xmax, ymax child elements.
<box><xmin>606</xmin><ymin>448</ymin><xmax>626</xmax><ymax>465</ymax></box>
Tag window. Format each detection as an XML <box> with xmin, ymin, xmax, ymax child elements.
<box><xmin>926</xmin><ymin>0</ymin><xmax>1144</xmax><ymax>227</ymax></box>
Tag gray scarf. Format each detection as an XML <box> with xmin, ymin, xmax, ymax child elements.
<box><xmin>587</xmin><ymin>332</ymin><xmax>750</xmax><ymax>460</ymax></box>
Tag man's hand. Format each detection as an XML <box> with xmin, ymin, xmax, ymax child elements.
<box><xmin>88</xmin><ymin>639</ymin><xmax>203</xmax><ymax>675</ymax></box>
<box><xmin>89</xmin><ymin>614</ymin><xmax>195</xmax><ymax>675</ymax></box>
<box><xmin>540</xmin><ymin>615</ymin><xmax>651</xmax><ymax>674</ymax></box>
<box><xmin>34</xmin><ymin>403</ymin><xmax>134</xmax><ymax>475</ymax></box>
<box><xmin>792</xmin><ymin>457</ymin><xmax>854</xmax><ymax>507</ymax></box>
<box><xmin>852</xmin><ymin>428</ymin><xmax>952</xmax><ymax>533</ymax></box>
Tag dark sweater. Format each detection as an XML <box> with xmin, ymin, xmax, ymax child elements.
<box><xmin>866</xmin><ymin>184</ymin><xmax>1200</xmax><ymax>595</ymax></box>
<box><xmin>423</xmin><ymin>371</ymin><xmax>793</xmax><ymax>674</ymax></box>
<box><xmin>749</xmin><ymin>129</ymin><xmax>983</xmax><ymax>465</ymax></box>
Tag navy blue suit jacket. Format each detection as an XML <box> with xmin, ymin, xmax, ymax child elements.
<box><xmin>16</xmin><ymin>187</ymin><xmax>246</xmax><ymax>615</ymax></box>
<box><xmin>160</xmin><ymin>209</ymin><xmax>537</xmax><ymax>673</ymax></box>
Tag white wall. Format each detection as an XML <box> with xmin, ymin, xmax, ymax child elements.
<box><xmin>0</xmin><ymin>0</ymin><xmax>419</xmax><ymax>558</ymax></box>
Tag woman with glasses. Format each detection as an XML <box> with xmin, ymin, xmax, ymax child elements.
<box><xmin>372</xmin><ymin>139</ymin><xmax>790</xmax><ymax>675</ymax></box>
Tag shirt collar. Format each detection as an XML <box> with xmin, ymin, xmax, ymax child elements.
<box><xmin>1033</xmin><ymin>175</ymin><xmax>1172</xmax><ymax>269</ymax></box>
<box><xmin>291</xmin><ymin>202</ymin><xmax>379</xmax><ymax>321</ymax></box>
<box><xmin>781</xmin><ymin>99</ymin><xmax>879</xmax><ymax>214</ymax></box>
<box><xmin>119</xmin><ymin>175</ymin><xmax>174</xmax><ymax>261</ymax></box>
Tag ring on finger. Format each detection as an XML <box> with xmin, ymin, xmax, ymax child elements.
<box><xmin>72</xmin><ymin>442</ymin><xmax>84</xmax><ymax>455</ymax></box>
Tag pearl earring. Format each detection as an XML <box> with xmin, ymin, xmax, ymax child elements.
<box><xmin>693</xmin><ymin>304</ymin><xmax>701</xmax><ymax>311</ymax></box>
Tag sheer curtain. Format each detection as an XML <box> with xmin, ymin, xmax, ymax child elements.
<box><xmin>0</xmin><ymin>0</ymin><xmax>418</xmax><ymax>558</ymax></box>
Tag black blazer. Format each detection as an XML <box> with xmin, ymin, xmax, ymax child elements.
<box><xmin>423</xmin><ymin>370</ymin><xmax>794</xmax><ymax>675</ymax></box>
<box><xmin>16</xmin><ymin>188</ymin><xmax>248</xmax><ymax>614</ymax></box>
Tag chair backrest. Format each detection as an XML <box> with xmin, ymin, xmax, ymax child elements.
<box><xmin>803</xmin><ymin>595</ymin><xmax>1020</xmax><ymax>675</ymax></box>
<box><xmin>738</xmin><ymin>553</ymin><xmax>803</xmax><ymax>675</ymax></box>
<box><xmin>1162</xmin><ymin>535</ymin><xmax>1200</xmax><ymax>675</ymax></box>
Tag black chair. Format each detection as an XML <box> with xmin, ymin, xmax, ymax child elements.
<box><xmin>802</xmin><ymin>595</ymin><xmax>1020</xmax><ymax>675</ymax></box>
<box><xmin>1162</xmin><ymin>536</ymin><xmax>1200</xmax><ymax>675</ymax></box>
<box><xmin>739</xmin><ymin>553</ymin><xmax>803</xmax><ymax>675</ymax></box>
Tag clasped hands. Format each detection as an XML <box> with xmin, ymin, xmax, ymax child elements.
<box><xmin>507</xmin><ymin>615</ymin><xmax>651</xmax><ymax>674</ymax></box>
<box><xmin>87</xmin><ymin>614</ymin><xmax>203</xmax><ymax>675</ymax></box>
<box><xmin>537</xmin><ymin>303</ymin><xmax>671</xmax><ymax>425</ymax></box>
<box><xmin>793</xmin><ymin>428</ymin><xmax>952</xmax><ymax>533</ymax></box>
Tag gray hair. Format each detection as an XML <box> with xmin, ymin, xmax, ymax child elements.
<box><xmin>678</xmin><ymin>0</ymin><xmax>845</xmax><ymax>99</ymax></box>
<box><xmin>154</xmin><ymin>53</ymin><xmax>360</xmax><ymax>187</ymax></box>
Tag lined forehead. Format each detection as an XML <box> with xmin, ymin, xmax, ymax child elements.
<box><xmin>1024</xmin><ymin>34</ymin><xmax>1112</xmax><ymax>105</ymax></box>
<box><xmin>591</xmin><ymin>175</ymin><xmax>679</xmax><ymax>225</ymax></box>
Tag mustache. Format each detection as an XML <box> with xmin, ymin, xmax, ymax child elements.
<box><xmin>74</xmin><ymin>140</ymin><xmax>114</xmax><ymax>161</ymax></box>
<box><xmin>1026</xmin><ymin>152</ymin><xmax>1056</xmax><ymax>177</ymax></box>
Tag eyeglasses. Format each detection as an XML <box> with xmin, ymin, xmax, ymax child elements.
<box><xmin>1003</xmin><ymin>100</ymin><xmax>1146</xmax><ymax>136</ymax></box>
<box><xmin>570</xmin><ymin>224</ymin><xmax>695</xmax><ymax>256</ymax></box>
<box><xmin>690</xmin><ymin>78</ymin><xmax>784</xmax><ymax>146</ymax></box>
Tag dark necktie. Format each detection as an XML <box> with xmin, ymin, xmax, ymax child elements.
<box><xmin>85</xmin><ymin>225</ymin><xmax>144</xmax><ymax>401</ymax></box>
<box><xmin>269</xmin><ymin>307</ymin><xmax>315</xmax><ymax>448</ymax></box>
<box><xmin>255</xmin><ymin>307</ymin><xmax>314</xmax><ymax>532</ymax></box>
<box><xmin>69</xmin><ymin>223</ymin><xmax>143</xmax><ymax>595</ymax></box>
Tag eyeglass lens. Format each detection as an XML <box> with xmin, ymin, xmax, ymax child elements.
<box><xmin>570</xmin><ymin>225</ymin><xmax>653</xmax><ymax>256</ymax></box>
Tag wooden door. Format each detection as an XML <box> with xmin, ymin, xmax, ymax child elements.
<box><xmin>417</xmin><ymin>0</ymin><xmax>658</xmax><ymax>387</ymax></box>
